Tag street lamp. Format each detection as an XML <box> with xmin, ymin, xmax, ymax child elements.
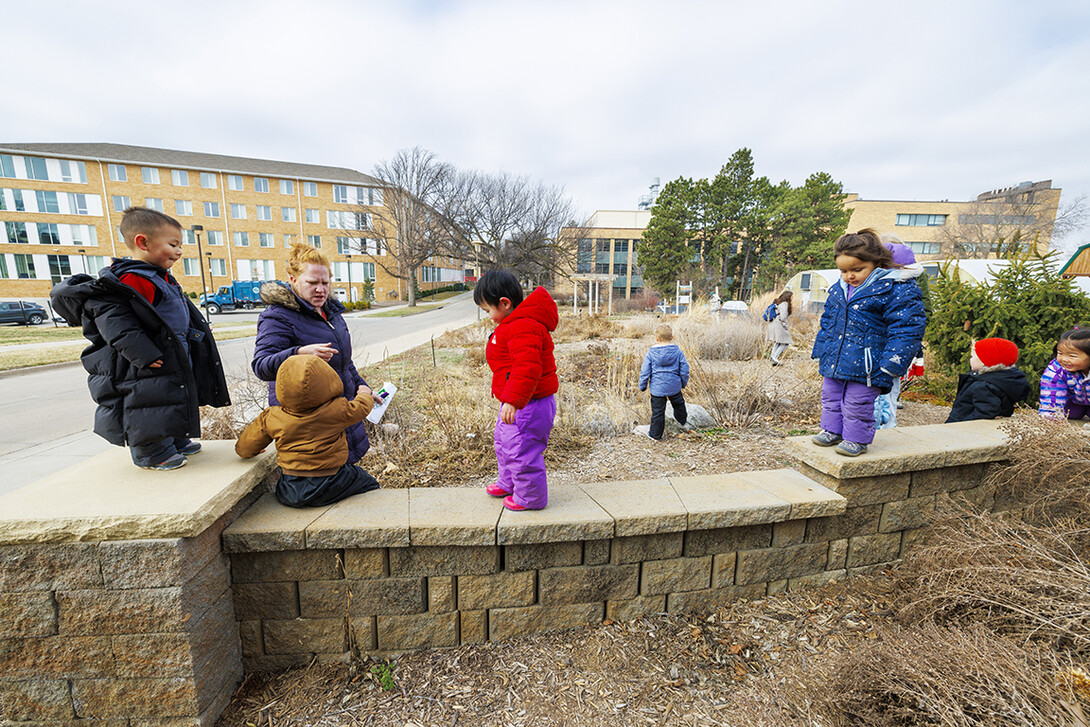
<box><xmin>345</xmin><ymin>253</ymin><xmax>353</xmax><ymax>304</ymax></box>
<box><xmin>191</xmin><ymin>225</ymin><xmax>211</xmax><ymax>322</ymax></box>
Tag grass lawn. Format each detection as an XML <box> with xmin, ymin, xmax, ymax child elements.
<box><xmin>364</xmin><ymin>302</ymin><xmax>448</xmax><ymax>318</ymax></box>
<box><xmin>0</xmin><ymin>326</ymin><xmax>87</xmax><ymax>345</ymax></box>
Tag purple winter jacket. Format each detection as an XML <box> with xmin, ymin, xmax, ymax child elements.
<box><xmin>252</xmin><ymin>282</ymin><xmax>371</xmax><ymax>463</ymax></box>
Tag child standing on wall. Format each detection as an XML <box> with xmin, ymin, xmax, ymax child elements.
<box><xmin>1039</xmin><ymin>327</ymin><xmax>1090</xmax><ymax>420</ymax></box>
<box><xmin>810</xmin><ymin>229</ymin><xmax>927</xmax><ymax>456</ymax></box>
<box><xmin>946</xmin><ymin>338</ymin><xmax>1030</xmax><ymax>423</ymax></box>
<box><xmin>51</xmin><ymin>207</ymin><xmax>230</xmax><ymax>470</ymax></box>
<box><xmin>475</xmin><ymin>270</ymin><xmax>559</xmax><ymax>511</ymax></box>
<box><xmin>639</xmin><ymin>323</ymin><xmax>690</xmax><ymax>440</ymax></box>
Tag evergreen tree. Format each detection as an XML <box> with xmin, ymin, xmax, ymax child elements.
<box><xmin>758</xmin><ymin>172</ymin><xmax>850</xmax><ymax>289</ymax></box>
<box><xmin>637</xmin><ymin>178</ymin><xmax>695</xmax><ymax>294</ymax></box>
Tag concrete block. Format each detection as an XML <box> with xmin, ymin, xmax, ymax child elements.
<box><xmin>298</xmin><ymin>578</ymin><xmax>426</xmax><ymax>617</ymax></box>
<box><xmin>788</xmin><ymin>569</ymin><xmax>847</xmax><ymax>592</ymax></box>
<box><xmin>772</xmin><ymin>520</ymin><xmax>806</xmax><ymax>547</ymax></box>
<box><xmin>579</xmin><ymin>478</ymin><xmax>686</xmax><ymax>537</ymax></box>
<box><xmin>641</xmin><ymin>557</ymin><xmax>712</xmax><ymax>595</ymax></box>
<box><xmin>497</xmin><ymin>485</ymin><xmax>614</xmax><ymax>545</ymax></box>
<box><xmin>712</xmin><ymin>553</ymin><xmax>736</xmax><ymax>588</ymax></box>
<box><xmin>0</xmin><ymin>542</ymin><xmax>102</xmax><ymax>592</ymax></box>
<box><xmin>734</xmin><ymin>469</ymin><xmax>846</xmax><ymax>519</ymax></box>
<box><xmin>0</xmin><ymin>635</ymin><xmax>115</xmax><ymax>680</ymax></box>
<box><xmin>264</xmin><ymin>617</ymin><xmax>346</xmax><ymax>655</ymax></box>
<box><xmin>610</xmin><ymin>532</ymin><xmax>683</xmax><ymax>565</ymax></box>
<box><xmin>306</xmin><ymin>489</ymin><xmax>410</xmax><ymax>548</ymax></box>
<box><xmin>111</xmin><ymin>615</ymin><xmax>236</xmax><ymax>679</ymax></box>
<box><xmin>349</xmin><ymin>615</ymin><xmax>377</xmax><ymax>653</ymax></box>
<box><xmin>489</xmin><ymin>602</ymin><xmax>604</xmax><ymax>641</ymax></box>
<box><xmin>429</xmin><ymin>576</ymin><xmax>456</xmax><ymax>612</ymax></box>
<box><xmin>239</xmin><ymin>620</ymin><xmax>263</xmax><ymax>658</ymax></box>
<box><xmin>937</xmin><ymin>483</ymin><xmax>995</xmax><ymax>514</ymax></box>
<box><xmin>232</xmin><ymin>581</ymin><xmax>298</xmax><ymax>621</ymax></box>
<box><xmin>683</xmin><ymin>524</ymin><xmax>771</xmax><ymax>557</ymax></box>
<box><xmin>221</xmin><ymin>493</ymin><xmax>328</xmax><ymax>552</ymax></box>
<box><xmin>669</xmin><ymin>473</ymin><xmax>791</xmax><ymax>530</ymax></box>
<box><xmin>767</xmin><ymin>579</ymin><xmax>787</xmax><ymax>595</ymax></box>
<box><xmin>460</xmin><ymin>609</ymin><xmax>488</xmax><ymax>645</ymax></box>
<box><xmin>244</xmin><ymin>653</ymin><xmax>313</xmax><ymax>672</ymax></box>
<box><xmin>583</xmin><ymin>539</ymin><xmax>610</xmax><ymax>565</ymax></box>
<box><xmin>389</xmin><ymin>546</ymin><xmax>499</xmax><ymax>577</ymax></box>
<box><xmin>805</xmin><ymin>505</ymin><xmax>882</xmax><ymax>543</ymax></box>
<box><xmin>343</xmin><ymin>548</ymin><xmax>387</xmax><ymax>579</ymax></box>
<box><xmin>901</xmin><ymin>527</ymin><xmax>933</xmax><ymax>557</ymax></box>
<box><xmin>901</xmin><ymin>423</ymin><xmax>1008</xmax><ymax>466</ymax></box>
<box><xmin>70</xmin><ymin>677</ymin><xmax>200</xmax><ymax>718</ymax></box>
<box><xmin>665</xmin><ymin>583</ymin><xmax>767</xmax><ymax>613</ymax></box>
<box><xmin>504</xmin><ymin>541</ymin><xmax>582</xmax><ymax>572</ymax></box>
<box><xmin>606</xmin><ymin>595</ymin><xmax>666</xmax><ymax>622</ymax></box>
<box><xmin>377</xmin><ymin>611</ymin><xmax>459</xmax><ymax>651</ymax></box>
<box><xmin>798</xmin><ymin>464</ymin><xmax>910</xmax><ymax>507</ymax></box>
<box><xmin>880</xmin><ymin>496</ymin><xmax>936</xmax><ymax>533</ymax></box>
<box><xmin>736</xmin><ymin>543</ymin><xmax>828</xmax><ymax>586</ymax></box>
<box><xmin>0</xmin><ymin>679</ymin><xmax>74</xmax><ymax>719</ymax></box>
<box><xmin>409</xmin><ymin>487</ymin><xmax>501</xmax><ymax>546</ymax></box>
<box><xmin>827</xmin><ymin>539</ymin><xmax>848</xmax><ymax>570</ymax></box>
<box><xmin>849</xmin><ymin>561</ymin><xmax>901</xmax><ymax>578</ymax></box>
<box><xmin>539</xmin><ymin>564</ymin><xmax>638</xmax><ymax>605</ymax></box>
<box><xmin>458</xmin><ymin>571</ymin><xmax>536</xmax><ymax>610</ymax></box>
<box><xmin>99</xmin><ymin>528</ymin><xmax>222</xmax><ymax>588</ymax></box>
<box><xmin>847</xmin><ymin>533</ymin><xmax>902</xmax><ymax>568</ymax></box>
<box><xmin>230</xmin><ymin>549</ymin><xmax>342</xmax><ymax>583</ymax></box>
<box><xmin>910</xmin><ymin>463</ymin><xmax>987</xmax><ymax>497</ymax></box>
<box><xmin>0</xmin><ymin>591</ymin><xmax>56</xmax><ymax>637</ymax></box>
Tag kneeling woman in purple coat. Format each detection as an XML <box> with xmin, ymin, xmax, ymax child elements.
<box><xmin>252</xmin><ymin>244</ymin><xmax>382</xmax><ymax>465</ymax></box>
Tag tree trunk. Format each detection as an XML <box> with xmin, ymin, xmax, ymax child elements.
<box><xmin>406</xmin><ymin>267</ymin><xmax>418</xmax><ymax>307</ymax></box>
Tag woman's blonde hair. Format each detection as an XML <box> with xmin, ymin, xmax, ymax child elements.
<box><xmin>286</xmin><ymin>243</ymin><xmax>331</xmax><ymax>278</ymax></box>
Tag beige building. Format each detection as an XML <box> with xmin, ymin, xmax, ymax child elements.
<box><xmin>845</xmin><ymin>180</ymin><xmax>1062</xmax><ymax>260</ymax></box>
<box><xmin>560</xmin><ymin>210</ymin><xmax>650</xmax><ymax>300</ymax></box>
<box><xmin>0</xmin><ymin>143</ymin><xmax>464</xmax><ymax>303</ymax></box>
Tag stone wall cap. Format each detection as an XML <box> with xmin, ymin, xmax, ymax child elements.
<box><xmin>306</xmin><ymin>489</ymin><xmax>410</xmax><ymax>549</ymax></box>
<box><xmin>222</xmin><ymin>492</ymin><xmax>329</xmax><ymax>552</ymax></box>
<box><xmin>409</xmin><ymin>488</ymin><xmax>502</xmax><ymax>546</ymax></box>
<box><xmin>0</xmin><ymin>441</ymin><xmax>276</xmax><ymax>544</ymax></box>
<box><xmin>733</xmin><ymin>469</ymin><xmax>847</xmax><ymax>519</ymax></box>
<box><xmin>579</xmin><ymin>479</ymin><xmax>687</xmax><ymax>537</ymax></box>
<box><xmin>498</xmin><ymin>485</ymin><xmax>614</xmax><ymax>545</ymax></box>
<box><xmin>669</xmin><ymin>473</ymin><xmax>793</xmax><ymax>530</ymax></box>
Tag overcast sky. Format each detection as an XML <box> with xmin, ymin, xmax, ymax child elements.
<box><xmin>4</xmin><ymin>0</ymin><xmax>1089</xmax><ymax>250</ymax></box>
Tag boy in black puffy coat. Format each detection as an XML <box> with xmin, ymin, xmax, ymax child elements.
<box><xmin>946</xmin><ymin>338</ymin><xmax>1030</xmax><ymax>423</ymax></box>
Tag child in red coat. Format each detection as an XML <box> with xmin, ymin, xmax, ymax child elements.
<box><xmin>474</xmin><ymin>270</ymin><xmax>559</xmax><ymax>511</ymax></box>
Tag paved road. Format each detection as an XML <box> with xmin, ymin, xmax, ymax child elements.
<box><xmin>0</xmin><ymin>293</ymin><xmax>481</xmax><ymax>494</ymax></box>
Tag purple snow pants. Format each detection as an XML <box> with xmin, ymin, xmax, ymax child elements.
<box><xmin>821</xmin><ymin>377</ymin><xmax>881</xmax><ymax>445</ymax></box>
<box><xmin>494</xmin><ymin>395</ymin><xmax>556</xmax><ymax>509</ymax></box>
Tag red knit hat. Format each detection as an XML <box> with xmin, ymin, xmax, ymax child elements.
<box><xmin>974</xmin><ymin>338</ymin><xmax>1019</xmax><ymax>367</ymax></box>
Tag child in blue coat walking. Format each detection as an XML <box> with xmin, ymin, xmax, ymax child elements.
<box><xmin>811</xmin><ymin>229</ymin><xmax>927</xmax><ymax>456</ymax></box>
<box><xmin>639</xmin><ymin>324</ymin><xmax>690</xmax><ymax>440</ymax></box>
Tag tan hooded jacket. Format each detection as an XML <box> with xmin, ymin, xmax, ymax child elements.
<box><xmin>235</xmin><ymin>355</ymin><xmax>373</xmax><ymax>476</ymax></box>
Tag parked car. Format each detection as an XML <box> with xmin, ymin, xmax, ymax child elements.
<box><xmin>0</xmin><ymin>300</ymin><xmax>49</xmax><ymax>325</ymax></box>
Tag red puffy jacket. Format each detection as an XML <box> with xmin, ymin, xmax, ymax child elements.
<box><xmin>487</xmin><ymin>286</ymin><xmax>559</xmax><ymax>408</ymax></box>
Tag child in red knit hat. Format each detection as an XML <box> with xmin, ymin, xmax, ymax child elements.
<box><xmin>946</xmin><ymin>338</ymin><xmax>1030</xmax><ymax>423</ymax></box>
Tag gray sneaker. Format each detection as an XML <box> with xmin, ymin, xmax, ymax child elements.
<box><xmin>811</xmin><ymin>430</ymin><xmax>843</xmax><ymax>447</ymax></box>
<box><xmin>137</xmin><ymin>453</ymin><xmax>188</xmax><ymax>471</ymax></box>
<box><xmin>835</xmin><ymin>440</ymin><xmax>868</xmax><ymax>457</ymax></box>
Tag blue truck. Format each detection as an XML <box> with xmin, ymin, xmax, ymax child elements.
<box><xmin>198</xmin><ymin>280</ymin><xmax>279</xmax><ymax>314</ymax></box>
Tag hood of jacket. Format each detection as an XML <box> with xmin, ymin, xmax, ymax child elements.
<box><xmin>503</xmin><ymin>286</ymin><xmax>558</xmax><ymax>332</ymax></box>
<box><xmin>275</xmin><ymin>354</ymin><xmax>345</xmax><ymax>414</ymax></box>
<box><xmin>648</xmin><ymin>343</ymin><xmax>683</xmax><ymax>366</ymax></box>
<box><xmin>974</xmin><ymin>366</ymin><xmax>1032</xmax><ymax>399</ymax></box>
<box><xmin>260</xmin><ymin>280</ymin><xmax>346</xmax><ymax>316</ymax></box>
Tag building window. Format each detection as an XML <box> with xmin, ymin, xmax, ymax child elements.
<box><xmin>230</xmin><ymin>203</ymin><xmax>246</xmax><ymax>219</ymax></box>
<box><xmin>108</xmin><ymin>164</ymin><xmax>127</xmax><ymax>182</ymax></box>
<box><xmin>615</xmin><ymin>239</ymin><xmax>629</xmax><ymax>253</ymax></box>
<box><xmin>145</xmin><ymin>197</ymin><xmax>164</xmax><ymax>212</ymax></box>
<box><xmin>227</xmin><ymin>174</ymin><xmax>244</xmax><ymax>191</ymax></box>
<box><xmin>141</xmin><ymin>167</ymin><xmax>160</xmax><ymax>184</ymax></box>
<box><xmin>256</xmin><ymin>205</ymin><xmax>272</xmax><ymax>221</ymax></box>
<box><xmin>305</xmin><ymin>208</ymin><xmax>319</xmax><ymax>223</ymax></box>
<box><xmin>24</xmin><ymin>157</ymin><xmax>49</xmax><ymax>180</ymax></box>
<box><xmin>308</xmin><ymin>235</ymin><xmax>321</xmax><ymax>248</ymax></box>
<box><xmin>333</xmin><ymin>185</ymin><xmax>349</xmax><ymax>204</ymax></box>
<box><xmin>70</xmin><ymin>224</ymin><xmax>97</xmax><ymax>247</ymax></box>
<box><xmin>66</xmin><ymin>193</ymin><xmax>89</xmax><ymax>215</ymax></box>
<box><xmin>12</xmin><ymin>189</ymin><xmax>25</xmax><ymax>212</ymax></box>
<box><xmin>957</xmin><ymin>213</ymin><xmax>1037</xmax><ymax>226</ymax></box>
<box><xmin>47</xmin><ymin>254</ymin><xmax>72</xmax><ymax>284</ymax></box>
<box><xmin>282</xmin><ymin>207</ymin><xmax>296</xmax><ymax>222</ymax></box>
<box><xmin>83</xmin><ymin>255</ymin><xmax>107</xmax><ymax>275</ymax></box>
<box><xmin>326</xmin><ymin>210</ymin><xmax>371</xmax><ymax>230</ymax></box>
<box><xmin>175</xmin><ymin>200</ymin><xmax>193</xmax><ymax>216</ymax></box>
<box><xmin>36</xmin><ymin>190</ymin><xmax>60</xmax><ymax>213</ymax></box>
<box><xmin>907</xmin><ymin>241</ymin><xmax>941</xmax><ymax>254</ymax></box>
<box><xmin>113</xmin><ymin>195</ymin><xmax>130</xmax><ymax>212</ymax></box>
<box><xmin>303</xmin><ymin>181</ymin><xmax>318</xmax><ymax>197</ymax></box>
<box><xmin>234</xmin><ymin>231</ymin><xmax>249</xmax><ymax>247</ymax></box>
<box><xmin>182</xmin><ymin>258</ymin><xmax>200</xmax><ymax>276</ymax></box>
<box><xmin>283</xmin><ymin>234</ymin><xmax>294</xmax><ymax>247</ymax></box>
<box><xmin>254</xmin><ymin>177</ymin><xmax>269</xmax><ymax>193</ymax></box>
<box><xmin>5</xmin><ymin>221</ymin><xmax>28</xmax><ymax>244</ymax></box>
<box><xmin>171</xmin><ymin>169</ymin><xmax>189</xmax><ymax>186</ymax></box>
<box><xmin>279</xmin><ymin>179</ymin><xmax>294</xmax><ymax>195</ymax></box>
<box><xmin>200</xmin><ymin>172</ymin><xmax>217</xmax><ymax>189</ymax></box>
<box><xmin>895</xmin><ymin>213</ymin><xmax>946</xmax><ymax>227</ymax></box>
<box><xmin>183</xmin><ymin>230</ymin><xmax>196</xmax><ymax>245</ymax></box>
<box><xmin>209</xmin><ymin>258</ymin><xmax>227</xmax><ymax>276</ymax></box>
<box><xmin>596</xmin><ymin>240</ymin><xmax>611</xmax><ymax>253</ymax></box>
<box><xmin>203</xmin><ymin>201</ymin><xmax>220</xmax><ymax>218</ymax></box>
<box><xmin>37</xmin><ymin>223</ymin><xmax>61</xmax><ymax>245</ymax></box>
<box><xmin>0</xmin><ymin>155</ymin><xmax>15</xmax><ymax>178</ymax></box>
<box><xmin>59</xmin><ymin>161</ymin><xmax>87</xmax><ymax>183</ymax></box>
<box><xmin>206</xmin><ymin>230</ymin><xmax>224</xmax><ymax>246</ymax></box>
<box><xmin>14</xmin><ymin>253</ymin><xmax>36</xmax><ymax>279</ymax></box>
<box><xmin>259</xmin><ymin>232</ymin><xmax>274</xmax><ymax>248</ymax></box>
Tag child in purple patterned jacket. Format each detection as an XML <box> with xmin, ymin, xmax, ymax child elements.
<box><xmin>1039</xmin><ymin>327</ymin><xmax>1090</xmax><ymax>420</ymax></box>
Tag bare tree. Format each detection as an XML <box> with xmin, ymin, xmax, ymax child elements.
<box><xmin>338</xmin><ymin>147</ymin><xmax>458</xmax><ymax>307</ymax></box>
<box><xmin>939</xmin><ymin>181</ymin><xmax>1082</xmax><ymax>259</ymax></box>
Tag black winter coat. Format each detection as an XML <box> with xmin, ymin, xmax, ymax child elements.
<box><xmin>945</xmin><ymin>366</ymin><xmax>1030</xmax><ymax>423</ymax></box>
<box><xmin>50</xmin><ymin>261</ymin><xmax>230</xmax><ymax>446</ymax></box>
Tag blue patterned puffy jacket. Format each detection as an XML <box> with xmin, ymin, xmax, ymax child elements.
<box><xmin>811</xmin><ymin>268</ymin><xmax>927</xmax><ymax>391</ymax></box>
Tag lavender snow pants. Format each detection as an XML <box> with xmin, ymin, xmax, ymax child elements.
<box><xmin>495</xmin><ymin>395</ymin><xmax>556</xmax><ymax>509</ymax></box>
<box><xmin>821</xmin><ymin>377</ymin><xmax>881</xmax><ymax>445</ymax></box>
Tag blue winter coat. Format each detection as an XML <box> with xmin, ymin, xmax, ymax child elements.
<box><xmin>811</xmin><ymin>268</ymin><xmax>927</xmax><ymax>391</ymax></box>
<box><xmin>252</xmin><ymin>282</ymin><xmax>371</xmax><ymax>463</ymax></box>
<box><xmin>639</xmin><ymin>343</ymin><xmax>690</xmax><ymax>397</ymax></box>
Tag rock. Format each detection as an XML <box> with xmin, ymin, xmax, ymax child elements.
<box><xmin>667</xmin><ymin>402</ymin><xmax>716</xmax><ymax>429</ymax></box>
<box><xmin>380</xmin><ymin>423</ymin><xmax>400</xmax><ymax>437</ymax></box>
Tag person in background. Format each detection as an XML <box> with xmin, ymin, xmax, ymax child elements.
<box><xmin>946</xmin><ymin>338</ymin><xmax>1030</xmax><ymax>423</ymax></box>
<box><xmin>765</xmin><ymin>291</ymin><xmax>794</xmax><ymax>366</ymax></box>
<box><xmin>1039</xmin><ymin>327</ymin><xmax>1090</xmax><ymax>421</ymax></box>
<box><xmin>639</xmin><ymin>323</ymin><xmax>690</xmax><ymax>440</ymax></box>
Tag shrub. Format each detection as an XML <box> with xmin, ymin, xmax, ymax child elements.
<box><xmin>676</xmin><ymin>316</ymin><xmax>765</xmax><ymax>361</ymax></box>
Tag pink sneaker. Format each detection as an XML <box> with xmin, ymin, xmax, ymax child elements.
<box><xmin>503</xmin><ymin>495</ymin><xmax>541</xmax><ymax>511</ymax></box>
<box><xmin>486</xmin><ymin>483</ymin><xmax>510</xmax><ymax>498</ymax></box>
